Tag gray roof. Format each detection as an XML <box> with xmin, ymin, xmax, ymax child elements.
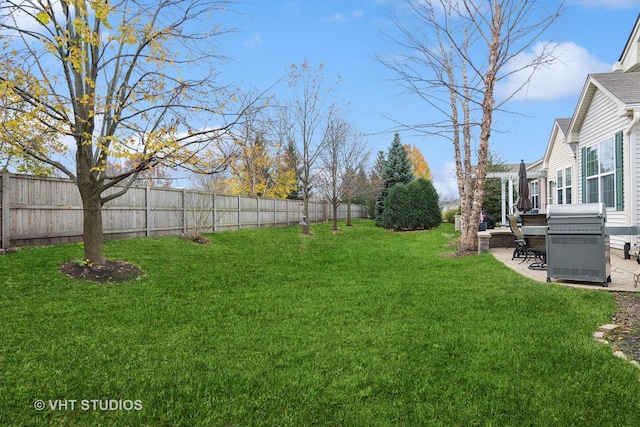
<box><xmin>555</xmin><ymin>118</ymin><xmax>571</xmax><ymax>136</ymax></box>
<box><xmin>590</xmin><ymin>72</ymin><xmax>640</xmax><ymax>105</ymax></box>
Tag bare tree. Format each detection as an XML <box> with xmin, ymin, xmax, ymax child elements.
<box><xmin>287</xmin><ymin>61</ymin><xmax>340</xmax><ymax>234</ymax></box>
<box><xmin>381</xmin><ymin>0</ymin><xmax>564</xmax><ymax>250</ymax></box>
<box><xmin>106</xmin><ymin>156</ymin><xmax>174</xmax><ymax>187</ymax></box>
<box><xmin>0</xmin><ymin>0</ymin><xmax>261</xmax><ymax>264</ymax></box>
<box><xmin>317</xmin><ymin>117</ymin><xmax>369</xmax><ymax>231</ymax></box>
<box><xmin>190</xmin><ymin>170</ymin><xmax>234</xmax><ymax>194</ymax></box>
<box><xmin>339</xmin><ymin>131</ymin><xmax>370</xmax><ymax>228</ymax></box>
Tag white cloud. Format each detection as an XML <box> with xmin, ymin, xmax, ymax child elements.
<box><xmin>495</xmin><ymin>41</ymin><xmax>611</xmax><ymax>102</ymax></box>
<box><xmin>433</xmin><ymin>161</ymin><xmax>459</xmax><ymax>199</ymax></box>
<box><xmin>1</xmin><ymin>2</ymin><xmax>66</xmax><ymax>35</ymax></box>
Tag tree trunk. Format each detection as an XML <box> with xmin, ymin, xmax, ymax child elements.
<box><xmin>346</xmin><ymin>199</ymin><xmax>352</xmax><ymax>226</ymax></box>
<box><xmin>332</xmin><ymin>202</ymin><xmax>338</xmax><ymax>231</ymax></box>
<box><xmin>460</xmin><ymin>3</ymin><xmax>501</xmax><ymax>252</ymax></box>
<box><xmin>79</xmin><ymin>189</ymin><xmax>106</xmax><ymax>265</ymax></box>
<box><xmin>302</xmin><ymin>198</ymin><xmax>311</xmax><ymax>235</ymax></box>
<box><xmin>76</xmin><ymin>129</ymin><xmax>107</xmax><ymax>265</ymax></box>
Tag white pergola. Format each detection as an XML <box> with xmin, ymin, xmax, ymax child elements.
<box><xmin>486</xmin><ymin>171</ymin><xmax>547</xmax><ymax>226</ymax></box>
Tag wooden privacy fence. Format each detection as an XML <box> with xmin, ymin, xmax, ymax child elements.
<box><xmin>0</xmin><ymin>172</ymin><xmax>368</xmax><ymax>249</ymax></box>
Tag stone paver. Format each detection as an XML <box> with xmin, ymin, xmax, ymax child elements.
<box><xmin>490</xmin><ymin>246</ymin><xmax>640</xmax><ymax>292</ymax></box>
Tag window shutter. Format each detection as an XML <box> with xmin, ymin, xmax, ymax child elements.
<box><xmin>581</xmin><ymin>147</ymin><xmax>587</xmax><ymax>203</ymax></box>
<box><xmin>615</xmin><ymin>131</ymin><xmax>624</xmax><ymax>211</ymax></box>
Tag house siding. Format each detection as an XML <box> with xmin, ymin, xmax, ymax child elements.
<box><xmin>577</xmin><ymin>88</ymin><xmax>630</xmax><ymax>249</ymax></box>
<box><xmin>546</xmin><ymin>125</ymin><xmax>575</xmax><ymax>208</ymax></box>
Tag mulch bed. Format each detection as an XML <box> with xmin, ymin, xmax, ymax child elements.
<box><xmin>185</xmin><ymin>236</ymin><xmax>209</xmax><ymax>244</ymax></box>
<box><xmin>59</xmin><ymin>260</ymin><xmax>143</xmax><ymax>283</ymax></box>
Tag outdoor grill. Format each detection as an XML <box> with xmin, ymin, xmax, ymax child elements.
<box><xmin>545</xmin><ymin>203</ymin><xmax>611</xmax><ymax>286</ymax></box>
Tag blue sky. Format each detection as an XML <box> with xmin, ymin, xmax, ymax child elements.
<box><xmin>212</xmin><ymin>0</ymin><xmax>640</xmax><ymax>198</ymax></box>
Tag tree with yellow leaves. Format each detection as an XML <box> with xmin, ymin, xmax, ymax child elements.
<box><xmin>404</xmin><ymin>144</ymin><xmax>432</xmax><ymax>180</ymax></box>
<box><xmin>0</xmin><ymin>60</ymin><xmax>63</xmax><ymax>176</ymax></box>
<box><xmin>0</xmin><ymin>0</ymin><xmax>255</xmax><ymax>265</ymax></box>
<box><xmin>225</xmin><ymin>132</ymin><xmax>297</xmax><ymax>198</ymax></box>
<box><xmin>224</xmin><ymin>98</ymin><xmax>297</xmax><ymax>199</ymax></box>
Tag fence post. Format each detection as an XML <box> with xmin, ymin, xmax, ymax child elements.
<box><xmin>1</xmin><ymin>172</ymin><xmax>10</xmax><ymax>249</ymax></box>
<box><xmin>145</xmin><ymin>185</ymin><xmax>151</xmax><ymax>237</ymax></box>
<box><xmin>273</xmin><ymin>198</ymin><xmax>276</xmax><ymax>226</ymax></box>
<box><xmin>212</xmin><ymin>193</ymin><xmax>217</xmax><ymax>233</ymax></box>
<box><xmin>257</xmin><ymin>197</ymin><xmax>260</xmax><ymax>228</ymax></box>
<box><xmin>182</xmin><ymin>189</ymin><xmax>187</xmax><ymax>234</ymax></box>
<box><xmin>238</xmin><ymin>195</ymin><xmax>241</xmax><ymax>229</ymax></box>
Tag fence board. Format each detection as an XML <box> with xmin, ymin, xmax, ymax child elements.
<box><xmin>1</xmin><ymin>172</ymin><xmax>9</xmax><ymax>249</ymax></box>
<box><xmin>0</xmin><ymin>173</ymin><xmax>368</xmax><ymax>248</ymax></box>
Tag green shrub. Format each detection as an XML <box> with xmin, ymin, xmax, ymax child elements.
<box><xmin>443</xmin><ymin>208</ymin><xmax>458</xmax><ymax>223</ymax></box>
<box><xmin>381</xmin><ymin>184</ymin><xmax>410</xmax><ymax>230</ymax></box>
<box><xmin>381</xmin><ymin>179</ymin><xmax>442</xmax><ymax>231</ymax></box>
<box><xmin>409</xmin><ymin>178</ymin><xmax>442</xmax><ymax>229</ymax></box>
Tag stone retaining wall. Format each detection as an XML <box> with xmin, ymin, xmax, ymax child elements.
<box><xmin>478</xmin><ymin>228</ymin><xmax>515</xmax><ymax>254</ymax></box>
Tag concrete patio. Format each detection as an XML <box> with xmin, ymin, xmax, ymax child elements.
<box><xmin>490</xmin><ymin>246</ymin><xmax>640</xmax><ymax>292</ymax></box>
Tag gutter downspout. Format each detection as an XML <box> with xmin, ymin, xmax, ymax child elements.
<box><xmin>623</xmin><ymin>111</ymin><xmax>640</xmax><ymax>248</ymax></box>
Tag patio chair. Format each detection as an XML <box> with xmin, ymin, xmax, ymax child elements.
<box><xmin>526</xmin><ymin>237</ymin><xmax>547</xmax><ymax>270</ymax></box>
<box><xmin>508</xmin><ymin>214</ymin><xmax>547</xmax><ymax>270</ymax></box>
<box><xmin>507</xmin><ymin>215</ymin><xmax>528</xmax><ymax>260</ymax></box>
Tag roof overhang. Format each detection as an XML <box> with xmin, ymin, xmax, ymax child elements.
<box><xmin>567</xmin><ymin>76</ymin><xmax>627</xmax><ymax>144</ymax></box>
<box><xmin>485</xmin><ymin>171</ymin><xmax>546</xmax><ymax>180</ymax></box>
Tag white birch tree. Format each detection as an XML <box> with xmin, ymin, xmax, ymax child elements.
<box><xmin>382</xmin><ymin>0</ymin><xmax>564</xmax><ymax>250</ymax></box>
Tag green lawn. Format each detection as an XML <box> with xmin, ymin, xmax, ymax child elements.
<box><xmin>1</xmin><ymin>220</ymin><xmax>639</xmax><ymax>426</ymax></box>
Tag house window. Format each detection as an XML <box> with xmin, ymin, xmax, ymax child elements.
<box><xmin>530</xmin><ymin>181</ymin><xmax>539</xmax><ymax>209</ymax></box>
<box><xmin>556</xmin><ymin>170</ymin><xmax>563</xmax><ymax>204</ymax></box>
<box><xmin>565</xmin><ymin>167</ymin><xmax>572</xmax><ymax>204</ymax></box>
<box><xmin>556</xmin><ymin>167</ymin><xmax>572</xmax><ymax>204</ymax></box>
<box><xmin>581</xmin><ymin>134</ymin><xmax>622</xmax><ymax>209</ymax></box>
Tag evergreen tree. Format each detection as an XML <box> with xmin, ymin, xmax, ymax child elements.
<box><xmin>375</xmin><ymin>133</ymin><xmax>414</xmax><ymax>226</ymax></box>
<box><xmin>370</xmin><ymin>150</ymin><xmax>385</xmax><ymax>221</ymax></box>
<box><xmin>352</xmin><ymin>165</ymin><xmax>370</xmax><ymax>205</ymax></box>
<box><xmin>410</xmin><ymin>178</ymin><xmax>442</xmax><ymax>229</ymax></box>
<box><xmin>384</xmin><ymin>133</ymin><xmax>414</xmax><ymax>188</ymax></box>
<box><xmin>381</xmin><ymin>183</ymin><xmax>410</xmax><ymax>231</ymax></box>
<box><xmin>482</xmin><ymin>151</ymin><xmax>511</xmax><ymax>220</ymax></box>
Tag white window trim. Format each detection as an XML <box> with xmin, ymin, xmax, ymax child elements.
<box><xmin>585</xmin><ymin>137</ymin><xmax>616</xmax><ymax>209</ymax></box>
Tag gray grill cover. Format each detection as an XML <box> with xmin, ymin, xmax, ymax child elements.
<box><xmin>547</xmin><ymin>202</ymin><xmax>606</xmax><ymax>218</ymax></box>
<box><xmin>545</xmin><ymin>202</ymin><xmax>610</xmax><ymax>285</ymax></box>
<box><xmin>547</xmin><ymin>203</ymin><xmax>606</xmax><ymax>234</ymax></box>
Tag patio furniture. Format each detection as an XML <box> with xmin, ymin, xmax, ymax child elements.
<box><xmin>526</xmin><ymin>244</ymin><xmax>547</xmax><ymax>270</ymax></box>
<box><xmin>520</xmin><ymin>214</ymin><xmax>547</xmax><ymax>270</ymax></box>
<box><xmin>507</xmin><ymin>215</ymin><xmax>528</xmax><ymax>259</ymax></box>
<box><xmin>508</xmin><ymin>214</ymin><xmax>547</xmax><ymax>269</ymax></box>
